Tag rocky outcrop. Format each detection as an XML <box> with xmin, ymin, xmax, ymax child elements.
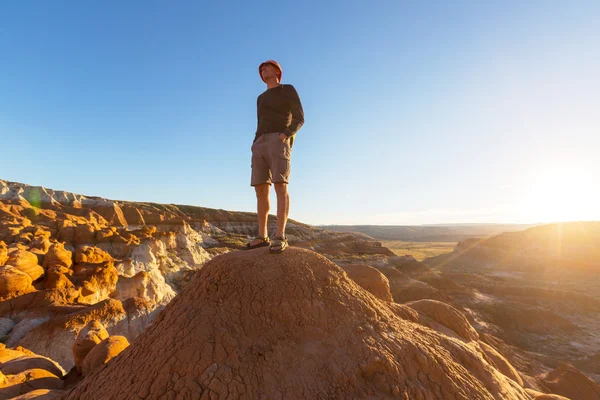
<box><xmin>72</xmin><ymin>320</ymin><xmax>109</xmax><ymax>373</ymax></box>
<box><xmin>407</xmin><ymin>299</ymin><xmax>479</xmax><ymax>342</ymax></box>
<box><xmin>0</xmin><ymin>344</ymin><xmax>65</xmax><ymax>399</ymax></box>
<box><xmin>540</xmin><ymin>362</ymin><xmax>600</xmax><ymax>400</ymax></box>
<box><xmin>340</xmin><ymin>264</ymin><xmax>393</xmax><ymax>301</ymax></box>
<box><xmin>0</xmin><ymin>368</ymin><xmax>64</xmax><ymax>398</ymax></box>
<box><xmin>63</xmin><ymin>248</ymin><xmax>529</xmax><ymax>399</ymax></box>
<box><xmin>80</xmin><ymin>335</ymin><xmax>129</xmax><ymax>377</ymax></box>
<box><xmin>477</xmin><ymin>341</ymin><xmax>523</xmax><ymax>387</ymax></box>
<box><xmin>42</xmin><ymin>244</ymin><xmax>73</xmax><ymax>270</ymax></box>
<box><xmin>7</xmin><ymin>250</ymin><xmax>45</xmax><ymax>281</ymax></box>
<box><xmin>0</xmin><ymin>267</ymin><xmax>33</xmax><ymax>296</ymax></box>
<box><xmin>0</xmin><ymin>241</ymin><xmax>8</xmax><ymax>266</ymax></box>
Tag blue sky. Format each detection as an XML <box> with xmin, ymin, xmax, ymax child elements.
<box><xmin>1</xmin><ymin>1</ymin><xmax>599</xmax><ymax>225</ymax></box>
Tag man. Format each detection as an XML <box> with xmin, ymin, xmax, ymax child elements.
<box><xmin>246</xmin><ymin>60</ymin><xmax>304</xmax><ymax>253</ymax></box>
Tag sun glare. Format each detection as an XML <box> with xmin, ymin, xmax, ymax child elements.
<box><xmin>522</xmin><ymin>163</ymin><xmax>598</xmax><ymax>223</ymax></box>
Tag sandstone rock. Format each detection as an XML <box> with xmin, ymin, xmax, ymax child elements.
<box><xmin>16</xmin><ymin>300</ymin><xmax>127</xmax><ymax>370</ymax></box>
<box><xmin>42</xmin><ymin>243</ymin><xmax>73</xmax><ymax>269</ymax></box>
<box><xmin>477</xmin><ymin>341</ymin><xmax>524</xmax><ymax>387</ymax></box>
<box><xmin>74</xmin><ymin>246</ymin><xmax>112</xmax><ymax>265</ymax></box>
<box><xmin>81</xmin><ymin>335</ymin><xmax>129</xmax><ymax>377</ymax></box>
<box><xmin>7</xmin><ymin>250</ymin><xmax>44</xmax><ymax>281</ymax></box>
<box><xmin>406</xmin><ymin>299</ymin><xmax>479</xmax><ymax>342</ymax></box>
<box><xmin>62</xmin><ymin>248</ymin><xmax>529</xmax><ymax>399</ymax></box>
<box><xmin>0</xmin><ymin>266</ymin><xmax>33</xmax><ymax>296</ymax></box>
<box><xmin>0</xmin><ymin>355</ymin><xmax>65</xmax><ymax>378</ymax></box>
<box><xmin>0</xmin><ymin>241</ymin><xmax>7</xmax><ymax>266</ymax></box>
<box><xmin>393</xmin><ymin>279</ymin><xmax>451</xmax><ymax>303</ymax></box>
<box><xmin>75</xmin><ymin>264</ymin><xmax>119</xmax><ymax>305</ymax></box>
<box><xmin>0</xmin><ymin>347</ymin><xmax>29</xmax><ymax>363</ymax></box>
<box><xmin>72</xmin><ymin>320</ymin><xmax>109</xmax><ymax>373</ymax></box>
<box><xmin>541</xmin><ymin>362</ymin><xmax>600</xmax><ymax>400</ymax></box>
<box><xmin>108</xmin><ymin>297</ymin><xmax>161</xmax><ymax>340</ymax></box>
<box><xmin>30</xmin><ymin>236</ymin><xmax>51</xmax><ymax>255</ymax></box>
<box><xmin>0</xmin><ymin>368</ymin><xmax>64</xmax><ymax>398</ymax></box>
<box><xmin>385</xmin><ymin>302</ymin><xmax>419</xmax><ymax>322</ymax></box>
<box><xmin>8</xmin><ymin>389</ymin><xmax>64</xmax><ymax>399</ymax></box>
<box><xmin>44</xmin><ymin>271</ymin><xmax>74</xmax><ymax>290</ymax></box>
<box><xmin>114</xmin><ymin>269</ymin><xmax>176</xmax><ymax>305</ymax></box>
<box><xmin>341</xmin><ymin>264</ymin><xmax>393</xmax><ymax>301</ymax></box>
<box><xmin>74</xmin><ymin>224</ymin><xmax>96</xmax><ymax>245</ymax></box>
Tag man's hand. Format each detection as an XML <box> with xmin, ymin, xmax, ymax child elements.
<box><xmin>279</xmin><ymin>133</ymin><xmax>288</xmax><ymax>142</ymax></box>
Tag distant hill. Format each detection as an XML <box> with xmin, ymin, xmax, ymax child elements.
<box><xmin>318</xmin><ymin>223</ymin><xmax>539</xmax><ymax>242</ymax></box>
<box><xmin>425</xmin><ymin>221</ymin><xmax>600</xmax><ymax>273</ymax></box>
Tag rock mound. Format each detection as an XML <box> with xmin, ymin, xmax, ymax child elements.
<box><xmin>406</xmin><ymin>299</ymin><xmax>479</xmax><ymax>342</ymax></box>
<box><xmin>340</xmin><ymin>264</ymin><xmax>393</xmax><ymax>301</ymax></box>
<box><xmin>541</xmin><ymin>362</ymin><xmax>600</xmax><ymax>400</ymax></box>
<box><xmin>63</xmin><ymin>247</ymin><xmax>529</xmax><ymax>399</ymax></box>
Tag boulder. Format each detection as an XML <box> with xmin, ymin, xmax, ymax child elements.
<box><xmin>15</xmin><ymin>299</ymin><xmax>126</xmax><ymax>370</ymax></box>
<box><xmin>113</xmin><ymin>270</ymin><xmax>175</xmax><ymax>305</ymax></box>
<box><xmin>0</xmin><ymin>241</ymin><xmax>7</xmax><ymax>266</ymax></box>
<box><xmin>0</xmin><ymin>355</ymin><xmax>65</xmax><ymax>378</ymax></box>
<box><xmin>81</xmin><ymin>336</ymin><xmax>130</xmax><ymax>377</ymax></box>
<box><xmin>0</xmin><ymin>368</ymin><xmax>63</xmax><ymax>398</ymax></box>
<box><xmin>7</xmin><ymin>250</ymin><xmax>44</xmax><ymax>281</ymax></box>
<box><xmin>72</xmin><ymin>320</ymin><xmax>109</xmax><ymax>373</ymax></box>
<box><xmin>42</xmin><ymin>243</ymin><xmax>73</xmax><ymax>269</ymax></box>
<box><xmin>406</xmin><ymin>299</ymin><xmax>479</xmax><ymax>342</ymax></box>
<box><xmin>0</xmin><ymin>266</ymin><xmax>33</xmax><ymax>296</ymax></box>
<box><xmin>74</xmin><ymin>246</ymin><xmax>112</xmax><ymax>265</ymax></box>
<box><xmin>340</xmin><ymin>264</ymin><xmax>393</xmax><ymax>301</ymax></box>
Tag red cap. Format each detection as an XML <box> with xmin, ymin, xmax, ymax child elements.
<box><xmin>259</xmin><ymin>60</ymin><xmax>282</xmax><ymax>83</ymax></box>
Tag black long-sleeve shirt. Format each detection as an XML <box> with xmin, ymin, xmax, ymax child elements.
<box><xmin>254</xmin><ymin>84</ymin><xmax>304</xmax><ymax>147</ymax></box>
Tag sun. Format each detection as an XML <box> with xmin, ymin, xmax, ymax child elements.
<box><xmin>522</xmin><ymin>162</ymin><xmax>598</xmax><ymax>222</ymax></box>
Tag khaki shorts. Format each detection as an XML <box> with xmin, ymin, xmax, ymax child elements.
<box><xmin>251</xmin><ymin>132</ymin><xmax>292</xmax><ymax>186</ymax></box>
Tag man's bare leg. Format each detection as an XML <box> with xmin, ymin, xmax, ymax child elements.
<box><xmin>274</xmin><ymin>182</ymin><xmax>289</xmax><ymax>238</ymax></box>
<box><xmin>249</xmin><ymin>184</ymin><xmax>270</xmax><ymax>246</ymax></box>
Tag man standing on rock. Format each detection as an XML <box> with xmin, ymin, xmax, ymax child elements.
<box><xmin>246</xmin><ymin>60</ymin><xmax>304</xmax><ymax>253</ymax></box>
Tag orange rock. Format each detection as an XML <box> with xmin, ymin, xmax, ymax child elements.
<box><xmin>477</xmin><ymin>340</ymin><xmax>524</xmax><ymax>387</ymax></box>
<box><xmin>44</xmin><ymin>271</ymin><xmax>74</xmax><ymax>290</ymax></box>
<box><xmin>406</xmin><ymin>299</ymin><xmax>479</xmax><ymax>342</ymax></box>
<box><xmin>42</xmin><ymin>243</ymin><xmax>73</xmax><ymax>269</ymax></box>
<box><xmin>7</xmin><ymin>250</ymin><xmax>44</xmax><ymax>281</ymax></box>
<box><xmin>0</xmin><ymin>355</ymin><xmax>65</xmax><ymax>378</ymax></box>
<box><xmin>72</xmin><ymin>320</ymin><xmax>109</xmax><ymax>373</ymax></box>
<box><xmin>16</xmin><ymin>299</ymin><xmax>126</xmax><ymax>370</ymax></box>
<box><xmin>541</xmin><ymin>362</ymin><xmax>600</xmax><ymax>400</ymax></box>
<box><xmin>341</xmin><ymin>264</ymin><xmax>393</xmax><ymax>302</ymax></box>
<box><xmin>74</xmin><ymin>224</ymin><xmax>96</xmax><ymax>245</ymax></box>
<box><xmin>0</xmin><ymin>241</ymin><xmax>8</xmax><ymax>266</ymax></box>
<box><xmin>74</xmin><ymin>246</ymin><xmax>112</xmax><ymax>264</ymax></box>
<box><xmin>0</xmin><ymin>347</ymin><xmax>29</xmax><ymax>363</ymax></box>
<box><xmin>0</xmin><ymin>368</ymin><xmax>64</xmax><ymax>397</ymax></box>
<box><xmin>385</xmin><ymin>302</ymin><xmax>419</xmax><ymax>322</ymax></box>
<box><xmin>62</xmin><ymin>248</ymin><xmax>529</xmax><ymax>399</ymax></box>
<box><xmin>0</xmin><ymin>266</ymin><xmax>33</xmax><ymax>295</ymax></box>
<box><xmin>81</xmin><ymin>336</ymin><xmax>130</xmax><ymax>377</ymax></box>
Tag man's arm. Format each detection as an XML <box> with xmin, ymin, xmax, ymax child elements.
<box><xmin>255</xmin><ymin>96</ymin><xmax>260</xmax><ymax>134</ymax></box>
<box><xmin>283</xmin><ymin>85</ymin><xmax>304</xmax><ymax>138</ymax></box>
